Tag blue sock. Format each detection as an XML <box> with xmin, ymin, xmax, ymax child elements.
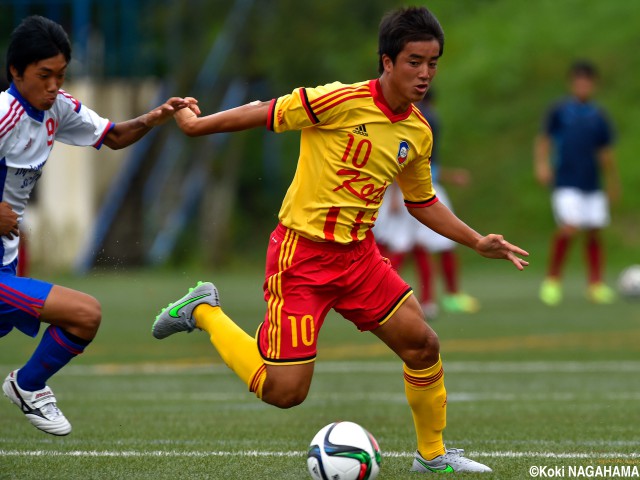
<box><xmin>17</xmin><ymin>325</ymin><xmax>91</xmax><ymax>391</ymax></box>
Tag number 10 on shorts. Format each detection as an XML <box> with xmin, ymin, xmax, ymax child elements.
<box><xmin>289</xmin><ymin>315</ymin><xmax>315</xmax><ymax>348</ymax></box>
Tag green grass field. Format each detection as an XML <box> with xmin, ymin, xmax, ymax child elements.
<box><xmin>1</xmin><ymin>265</ymin><xmax>639</xmax><ymax>479</ymax></box>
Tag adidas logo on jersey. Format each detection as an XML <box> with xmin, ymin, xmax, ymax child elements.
<box><xmin>352</xmin><ymin>124</ymin><xmax>368</xmax><ymax>136</ymax></box>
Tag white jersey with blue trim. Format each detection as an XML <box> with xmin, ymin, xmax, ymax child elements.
<box><xmin>0</xmin><ymin>84</ymin><xmax>114</xmax><ymax>266</ymax></box>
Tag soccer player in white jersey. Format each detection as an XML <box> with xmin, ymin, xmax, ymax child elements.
<box><xmin>0</xmin><ymin>15</ymin><xmax>193</xmax><ymax>435</ymax></box>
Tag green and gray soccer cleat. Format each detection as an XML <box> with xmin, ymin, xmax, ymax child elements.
<box><xmin>411</xmin><ymin>448</ymin><xmax>492</xmax><ymax>473</ymax></box>
<box><xmin>152</xmin><ymin>281</ymin><xmax>219</xmax><ymax>339</ymax></box>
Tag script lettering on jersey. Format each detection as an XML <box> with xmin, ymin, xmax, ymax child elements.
<box><xmin>333</xmin><ymin>169</ymin><xmax>387</xmax><ymax>206</ymax></box>
<box><xmin>335</xmin><ymin>133</ymin><xmax>387</xmax><ymax>206</ymax></box>
<box><xmin>15</xmin><ymin>160</ymin><xmax>46</xmax><ymax>189</ymax></box>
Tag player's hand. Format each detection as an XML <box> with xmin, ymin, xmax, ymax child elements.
<box><xmin>474</xmin><ymin>234</ymin><xmax>529</xmax><ymax>270</ymax></box>
<box><xmin>607</xmin><ymin>181</ymin><xmax>622</xmax><ymax>205</ymax></box>
<box><xmin>183</xmin><ymin>97</ymin><xmax>201</xmax><ymax>116</ymax></box>
<box><xmin>442</xmin><ymin>167</ymin><xmax>471</xmax><ymax>187</ymax></box>
<box><xmin>0</xmin><ymin>202</ymin><xmax>19</xmax><ymax>239</ymax></box>
<box><xmin>144</xmin><ymin>97</ymin><xmax>198</xmax><ymax>127</ymax></box>
<box><xmin>534</xmin><ymin>163</ymin><xmax>553</xmax><ymax>187</ymax></box>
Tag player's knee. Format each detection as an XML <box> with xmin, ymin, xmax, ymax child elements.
<box><xmin>266</xmin><ymin>389</ymin><xmax>308</xmax><ymax>409</ymax></box>
<box><xmin>77</xmin><ymin>295</ymin><xmax>102</xmax><ymax>335</ymax></box>
<box><xmin>425</xmin><ymin>330</ymin><xmax>440</xmax><ymax>354</ymax></box>
<box><xmin>586</xmin><ymin>229</ymin><xmax>600</xmax><ymax>240</ymax></box>
<box><xmin>558</xmin><ymin>225</ymin><xmax>579</xmax><ymax>237</ymax></box>
<box><xmin>262</xmin><ymin>379</ymin><xmax>310</xmax><ymax>409</ymax></box>
<box><xmin>404</xmin><ymin>331</ymin><xmax>440</xmax><ymax>368</ymax></box>
<box><xmin>262</xmin><ymin>364</ymin><xmax>313</xmax><ymax>408</ymax></box>
<box><xmin>420</xmin><ymin>332</ymin><xmax>441</xmax><ymax>364</ymax></box>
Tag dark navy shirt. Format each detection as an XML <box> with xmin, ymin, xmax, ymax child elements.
<box><xmin>544</xmin><ymin>97</ymin><xmax>613</xmax><ymax>192</ymax></box>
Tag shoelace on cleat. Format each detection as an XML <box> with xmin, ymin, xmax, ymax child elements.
<box><xmin>39</xmin><ymin>402</ymin><xmax>63</xmax><ymax>418</ymax></box>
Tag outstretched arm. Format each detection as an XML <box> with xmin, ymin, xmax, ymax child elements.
<box><xmin>103</xmin><ymin>97</ymin><xmax>194</xmax><ymax>150</ymax></box>
<box><xmin>599</xmin><ymin>146</ymin><xmax>621</xmax><ymax>203</ymax></box>
<box><xmin>534</xmin><ymin>133</ymin><xmax>553</xmax><ymax>187</ymax></box>
<box><xmin>174</xmin><ymin>98</ymin><xmax>271</xmax><ymax>137</ymax></box>
<box><xmin>438</xmin><ymin>166</ymin><xmax>471</xmax><ymax>187</ymax></box>
<box><xmin>408</xmin><ymin>201</ymin><xmax>529</xmax><ymax>270</ymax></box>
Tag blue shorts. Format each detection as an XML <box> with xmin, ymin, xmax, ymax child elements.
<box><xmin>0</xmin><ymin>260</ymin><xmax>53</xmax><ymax>338</ymax></box>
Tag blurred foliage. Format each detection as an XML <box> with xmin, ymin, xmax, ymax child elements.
<box><xmin>245</xmin><ymin>0</ymin><xmax>399</xmax><ymax>90</ymax></box>
<box><xmin>195</xmin><ymin>0</ymin><xmax>640</xmax><ymax>266</ymax></box>
<box><xmin>421</xmin><ymin>0</ymin><xmax>640</xmax><ymax>264</ymax></box>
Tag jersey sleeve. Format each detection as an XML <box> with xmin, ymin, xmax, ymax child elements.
<box><xmin>267</xmin><ymin>81</ymin><xmax>364</xmax><ymax>133</ymax></box>
<box><xmin>597</xmin><ymin>109</ymin><xmax>614</xmax><ymax>147</ymax></box>
<box><xmin>0</xmin><ymin>96</ymin><xmax>20</xmax><ymax>158</ymax></box>
<box><xmin>396</xmin><ymin>138</ymin><xmax>438</xmax><ymax>208</ymax></box>
<box><xmin>54</xmin><ymin>91</ymin><xmax>114</xmax><ymax>149</ymax></box>
<box><xmin>543</xmin><ymin>102</ymin><xmax>561</xmax><ymax>136</ymax></box>
<box><xmin>0</xmin><ymin>111</ymin><xmax>9</xmax><ymax>158</ymax></box>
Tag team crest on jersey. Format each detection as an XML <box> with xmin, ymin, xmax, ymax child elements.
<box><xmin>397</xmin><ymin>140</ymin><xmax>409</xmax><ymax>164</ymax></box>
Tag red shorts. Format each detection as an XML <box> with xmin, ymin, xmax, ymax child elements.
<box><xmin>257</xmin><ymin>223</ymin><xmax>413</xmax><ymax>365</ymax></box>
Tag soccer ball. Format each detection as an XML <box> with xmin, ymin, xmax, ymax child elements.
<box><xmin>617</xmin><ymin>265</ymin><xmax>640</xmax><ymax>299</ymax></box>
<box><xmin>307</xmin><ymin>421</ymin><xmax>381</xmax><ymax>480</ymax></box>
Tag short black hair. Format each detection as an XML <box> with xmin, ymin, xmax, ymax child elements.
<box><xmin>569</xmin><ymin>60</ymin><xmax>598</xmax><ymax>79</ymax></box>
<box><xmin>6</xmin><ymin>15</ymin><xmax>71</xmax><ymax>82</ymax></box>
<box><xmin>378</xmin><ymin>6</ymin><xmax>444</xmax><ymax>74</ymax></box>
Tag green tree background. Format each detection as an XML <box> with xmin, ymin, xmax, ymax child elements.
<box><xmin>203</xmin><ymin>0</ymin><xmax>640</xmax><ymax>269</ymax></box>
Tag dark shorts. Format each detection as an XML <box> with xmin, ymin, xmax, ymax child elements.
<box><xmin>258</xmin><ymin>224</ymin><xmax>413</xmax><ymax>365</ymax></box>
<box><xmin>0</xmin><ymin>260</ymin><xmax>54</xmax><ymax>338</ymax></box>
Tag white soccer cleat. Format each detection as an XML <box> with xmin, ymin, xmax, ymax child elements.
<box><xmin>411</xmin><ymin>448</ymin><xmax>492</xmax><ymax>473</ymax></box>
<box><xmin>2</xmin><ymin>369</ymin><xmax>71</xmax><ymax>436</ymax></box>
<box><xmin>152</xmin><ymin>281</ymin><xmax>219</xmax><ymax>339</ymax></box>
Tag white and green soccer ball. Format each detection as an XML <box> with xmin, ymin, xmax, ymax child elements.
<box><xmin>618</xmin><ymin>265</ymin><xmax>640</xmax><ymax>299</ymax></box>
<box><xmin>307</xmin><ymin>421</ymin><xmax>381</xmax><ymax>480</ymax></box>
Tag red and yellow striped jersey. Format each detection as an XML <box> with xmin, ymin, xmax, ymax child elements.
<box><xmin>267</xmin><ymin>79</ymin><xmax>437</xmax><ymax>244</ymax></box>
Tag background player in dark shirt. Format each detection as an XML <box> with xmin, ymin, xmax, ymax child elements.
<box><xmin>534</xmin><ymin>60</ymin><xmax>621</xmax><ymax>306</ymax></box>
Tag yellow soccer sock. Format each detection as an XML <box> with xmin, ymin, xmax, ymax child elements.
<box><xmin>404</xmin><ymin>357</ymin><xmax>447</xmax><ymax>460</ymax></box>
<box><xmin>194</xmin><ymin>304</ymin><xmax>267</xmax><ymax>398</ymax></box>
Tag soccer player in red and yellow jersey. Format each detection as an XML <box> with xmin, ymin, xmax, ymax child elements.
<box><xmin>153</xmin><ymin>6</ymin><xmax>528</xmax><ymax>474</ymax></box>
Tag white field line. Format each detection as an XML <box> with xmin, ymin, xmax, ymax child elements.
<box><xmin>1</xmin><ymin>360</ymin><xmax>639</xmax><ymax>376</ymax></box>
<box><xmin>1</xmin><ymin>449</ymin><xmax>639</xmax><ymax>459</ymax></box>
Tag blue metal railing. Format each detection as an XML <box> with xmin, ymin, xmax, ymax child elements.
<box><xmin>72</xmin><ymin>83</ymin><xmax>172</xmax><ymax>273</ymax></box>
<box><xmin>146</xmin><ymin>79</ymin><xmax>248</xmax><ymax>264</ymax></box>
<box><xmin>74</xmin><ymin>0</ymin><xmax>255</xmax><ymax>272</ymax></box>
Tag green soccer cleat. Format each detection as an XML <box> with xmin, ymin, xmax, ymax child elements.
<box><xmin>441</xmin><ymin>293</ymin><xmax>480</xmax><ymax>313</ymax></box>
<box><xmin>539</xmin><ymin>278</ymin><xmax>562</xmax><ymax>306</ymax></box>
<box><xmin>411</xmin><ymin>448</ymin><xmax>492</xmax><ymax>473</ymax></box>
<box><xmin>587</xmin><ymin>283</ymin><xmax>616</xmax><ymax>304</ymax></box>
<box><xmin>152</xmin><ymin>281</ymin><xmax>219</xmax><ymax>339</ymax></box>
